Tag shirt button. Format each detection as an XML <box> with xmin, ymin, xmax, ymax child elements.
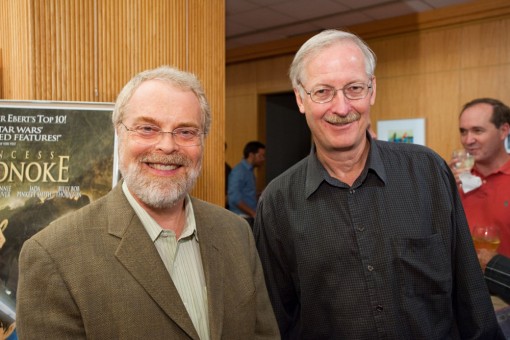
<box><xmin>367</xmin><ymin>265</ymin><xmax>374</xmax><ymax>271</ymax></box>
<box><xmin>356</xmin><ymin>225</ymin><xmax>365</xmax><ymax>232</ymax></box>
<box><xmin>376</xmin><ymin>305</ymin><xmax>383</xmax><ymax>312</ymax></box>
<box><xmin>349</xmin><ymin>189</ymin><xmax>355</xmax><ymax>194</ymax></box>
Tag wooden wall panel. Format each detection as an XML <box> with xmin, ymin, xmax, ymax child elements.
<box><xmin>255</xmin><ymin>55</ymin><xmax>293</xmax><ymax>94</ymax></box>
<box><xmin>225</xmin><ymin>0</ymin><xmax>510</xmax><ymax>164</ymax></box>
<box><xmin>460</xmin><ymin>65</ymin><xmax>510</xmax><ymax>108</ymax></box>
<box><xmin>225</xmin><ymin>95</ymin><xmax>259</xmax><ymax>165</ymax></box>
<box><xmin>226</xmin><ymin>62</ymin><xmax>257</xmax><ymax>96</ymax></box>
<box><xmin>460</xmin><ymin>19</ymin><xmax>510</xmax><ymax>68</ymax></box>
<box><xmin>0</xmin><ymin>0</ymin><xmax>225</xmax><ymax>205</ymax></box>
<box><xmin>372</xmin><ymin>71</ymin><xmax>462</xmax><ymax>153</ymax></box>
<box><xmin>187</xmin><ymin>0</ymin><xmax>225</xmax><ymax>205</ymax></box>
<box><xmin>0</xmin><ymin>0</ymin><xmax>31</xmax><ymax>99</ymax></box>
<box><xmin>225</xmin><ymin>62</ymin><xmax>257</xmax><ymax>172</ymax></box>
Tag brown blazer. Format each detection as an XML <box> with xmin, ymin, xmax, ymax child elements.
<box><xmin>16</xmin><ymin>184</ymin><xmax>279</xmax><ymax>339</ymax></box>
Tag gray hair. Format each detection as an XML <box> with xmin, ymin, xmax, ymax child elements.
<box><xmin>112</xmin><ymin>65</ymin><xmax>211</xmax><ymax>135</ymax></box>
<box><xmin>289</xmin><ymin>29</ymin><xmax>377</xmax><ymax>92</ymax></box>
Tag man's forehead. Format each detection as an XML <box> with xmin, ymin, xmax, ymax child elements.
<box><xmin>460</xmin><ymin>106</ymin><xmax>494</xmax><ymax>128</ymax></box>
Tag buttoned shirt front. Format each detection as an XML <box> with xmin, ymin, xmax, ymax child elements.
<box><xmin>123</xmin><ymin>183</ymin><xmax>209</xmax><ymax>340</ymax></box>
<box><xmin>254</xmin><ymin>137</ymin><xmax>502</xmax><ymax>339</ymax></box>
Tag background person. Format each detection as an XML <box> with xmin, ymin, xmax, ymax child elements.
<box><xmin>228</xmin><ymin>141</ymin><xmax>266</xmax><ymax>227</ymax></box>
<box><xmin>450</xmin><ymin>98</ymin><xmax>510</xmax><ymax>257</ymax></box>
<box><xmin>254</xmin><ymin>29</ymin><xmax>502</xmax><ymax>339</ymax></box>
<box><xmin>16</xmin><ymin>66</ymin><xmax>279</xmax><ymax>339</ymax></box>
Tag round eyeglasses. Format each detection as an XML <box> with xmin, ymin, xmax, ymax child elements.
<box><xmin>299</xmin><ymin>81</ymin><xmax>372</xmax><ymax>103</ymax></box>
<box><xmin>121</xmin><ymin>122</ymin><xmax>204</xmax><ymax>147</ymax></box>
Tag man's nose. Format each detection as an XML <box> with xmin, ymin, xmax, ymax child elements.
<box><xmin>329</xmin><ymin>90</ymin><xmax>351</xmax><ymax>114</ymax></box>
<box><xmin>155</xmin><ymin>131</ymin><xmax>180</xmax><ymax>151</ymax></box>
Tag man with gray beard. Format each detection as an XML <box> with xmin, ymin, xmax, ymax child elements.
<box><xmin>16</xmin><ymin>66</ymin><xmax>279</xmax><ymax>339</ymax></box>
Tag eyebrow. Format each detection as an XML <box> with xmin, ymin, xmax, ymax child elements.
<box><xmin>129</xmin><ymin>116</ymin><xmax>159</xmax><ymax>125</ymax></box>
<box><xmin>312</xmin><ymin>80</ymin><xmax>369</xmax><ymax>87</ymax></box>
<box><xmin>129</xmin><ymin>117</ymin><xmax>200</xmax><ymax>129</ymax></box>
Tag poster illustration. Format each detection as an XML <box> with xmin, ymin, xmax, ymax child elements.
<box><xmin>0</xmin><ymin>101</ymin><xmax>116</xmax><ymax>339</ymax></box>
<box><xmin>376</xmin><ymin>118</ymin><xmax>426</xmax><ymax>146</ymax></box>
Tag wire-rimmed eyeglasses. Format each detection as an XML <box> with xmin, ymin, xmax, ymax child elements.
<box><xmin>120</xmin><ymin>122</ymin><xmax>204</xmax><ymax>147</ymax></box>
<box><xmin>299</xmin><ymin>81</ymin><xmax>373</xmax><ymax>103</ymax></box>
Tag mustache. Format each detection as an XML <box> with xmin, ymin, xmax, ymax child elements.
<box><xmin>325</xmin><ymin>112</ymin><xmax>360</xmax><ymax>124</ymax></box>
<box><xmin>139</xmin><ymin>152</ymin><xmax>192</xmax><ymax>166</ymax></box>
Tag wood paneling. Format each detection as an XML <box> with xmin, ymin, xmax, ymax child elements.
<box><xmin>225</xmin><ymin>0</ymin><xmax>510</xmax><ymax>165</ymax></box>
<box><xmin>0</xmin><ymin>0</ymin><xmax>31</xmax><ymax>99</ymax></box>
<box><xmin>187</xmin><ymin>0</ymin><xmax>225</xmax><ymax>204</ymax></box>
<box><xmin>0</xmin><ymin>0</ymin><xmax>225</xmax><ymax>205</ymax></box>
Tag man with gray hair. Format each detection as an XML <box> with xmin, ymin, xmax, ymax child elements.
<box><xmin>254</xmin><ymin>29</ymin><xmax>503</xmax><ymax>339</ymax></box>
<box><xmin>16</xmin><ymin>66</ymin><xmax>279</xmax><ymax>339</ymax></box>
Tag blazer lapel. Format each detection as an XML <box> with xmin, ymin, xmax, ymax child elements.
<box><xmin>107</xmin><ymin>185</ymin><xmax>200</xmax><ymax>339</ymax></box>
<box><xmin>192</xmin><ymin>198</ymin><xmax>225</xmax><ymax>340</ymax></box>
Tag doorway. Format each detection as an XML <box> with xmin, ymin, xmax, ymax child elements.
<box><xmin>265</xmin><ymin>92</ymin><xmax>311</xmax><ymax>185</ymax></box>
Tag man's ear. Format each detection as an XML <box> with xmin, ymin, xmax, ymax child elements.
<box><xmin>294</xmin><ymin>88</ymin><xmax>306</xmax><ymax>114</ymax></box>
<box><xmin>499</xmin><ymin>122</ymin><xmax>510</xmax><ymax>142</ymax></box>
<box><xmin>369</xmin><ymin>76</ymin><xmax>376</xmax><ymax>106</ymax></box>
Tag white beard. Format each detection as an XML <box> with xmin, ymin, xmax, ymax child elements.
<box><xmin>121</xmin><ymin>152</ymin><xmax>201</xmax><ymax>209</ymax></box>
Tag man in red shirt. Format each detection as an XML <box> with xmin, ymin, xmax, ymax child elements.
<box><xmin>451</xmin><ymin>98</ymin><xmax>510</xmax><ymax>257</ymax></box>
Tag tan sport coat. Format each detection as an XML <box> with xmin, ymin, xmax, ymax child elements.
<box><xmin>16</xmin><ymin>184</ymin><xmax>279</xmax><ymax>339</ymax></box>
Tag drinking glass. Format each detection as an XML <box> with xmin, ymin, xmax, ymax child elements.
<box><xmin>472</xmin><ymin>225</ymin><xmax>500</xmax><ymax>253</ymax></box>
<box><xmin>452</xmin><ymin>149</ymin><xmax>474</xmax><ymax>174</ymax></box>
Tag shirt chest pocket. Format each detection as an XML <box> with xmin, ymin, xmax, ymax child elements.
<box><xmin>394</xmin><ymin>233</ymin><xmax>452</xmax><ymax>296</ymax></box>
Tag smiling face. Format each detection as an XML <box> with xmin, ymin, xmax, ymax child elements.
<box><xmin>459</xmin><ymin>102</ymin><xmax>509</xmax><ymax>166</ymax></box>
<box><xmin>117</xmin><ymin>79</ymin><xmax>203</xmax><ymax>209</ymax></box>
<box><xmin>294</xmin><ymin>41</ymin><xmax>376</xmax><ymax>156</ymax></box>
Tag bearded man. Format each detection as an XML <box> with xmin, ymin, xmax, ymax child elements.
<box><xmin>16</xmin><ymin>66</ymin><xmax>279</xmax><ymax>339</ymax></box>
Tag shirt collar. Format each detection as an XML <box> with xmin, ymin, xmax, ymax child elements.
<box><xmin>473</xmin><ymin>157</ymin><xmax>510</xmax><ymax>178</ymax></box>
<box><xmin>241</xmin><ymin>158</ymin><xmax>254</xmax><ymax>170</ymax></box>
<box><xmin>304</xmin><ymin>134</ymin><xmax>387</xmax><ymax>198</ymax></box>
<box><xmin>366</xmin><ymin>135</ymin><xmax>388</xmax><ymax>184</ymax></box>
<box><xmin>122</xmin><ymin>181</ymin><xmax>198</xmax><ymax>242</ymax></box>
<box><xmin>501</xmin><ymin>159</ymin><xmax>510</xmax><ymax>175</ymax></box>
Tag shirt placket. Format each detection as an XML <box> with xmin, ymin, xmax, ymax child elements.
<box><xmin>156</xmin><ymin>230</ymin><xmax>178</xmax><ymax>275</ymax></box>
<box><xmin>347</xmin><ymin>186</ymin><xmax>388</xmax><ymax>339</ymax></box>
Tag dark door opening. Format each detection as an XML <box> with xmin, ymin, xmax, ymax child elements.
<box><xmin>265</xmin><ymin>92</ymin><xmax>311</xmax><ymax>186</ymax></box>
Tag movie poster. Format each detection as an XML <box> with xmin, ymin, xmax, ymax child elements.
<box><xmin>0</xmin><ymin>101</ymin><xmax>116</xmax><ymax>339</ymax></box>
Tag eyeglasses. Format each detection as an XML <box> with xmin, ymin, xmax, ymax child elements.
<box><xmin>120</xmin><ymin>122</ymin><xmax>204</xmax><ymax>147</ymax></box>
<box><xmin>299</xmin><ymin>81</ymin><xmax>372</xmax><ymax>103</ymax></box>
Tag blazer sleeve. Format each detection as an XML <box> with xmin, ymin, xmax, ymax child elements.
<box><xmin>16</xmin><ymin>238</ymin><xmax>87</xmax><ymax>339</ymax></box>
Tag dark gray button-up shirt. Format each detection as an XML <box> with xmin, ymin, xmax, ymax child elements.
<box><xmin>254</xmin><ymin>137</ymin><xmax>503</xmax><ymax>339</ymax></box>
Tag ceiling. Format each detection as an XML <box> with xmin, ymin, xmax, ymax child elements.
<box><xmin>226</xmin><ymin>0</ymin><xmax>473</xmax><ymax>50</ymax></box>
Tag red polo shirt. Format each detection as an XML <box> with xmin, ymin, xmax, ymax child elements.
<box><xmin>460</xmin><ymin>159</ymin><xmax>510</xmax><ymax>257</ymax></box>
